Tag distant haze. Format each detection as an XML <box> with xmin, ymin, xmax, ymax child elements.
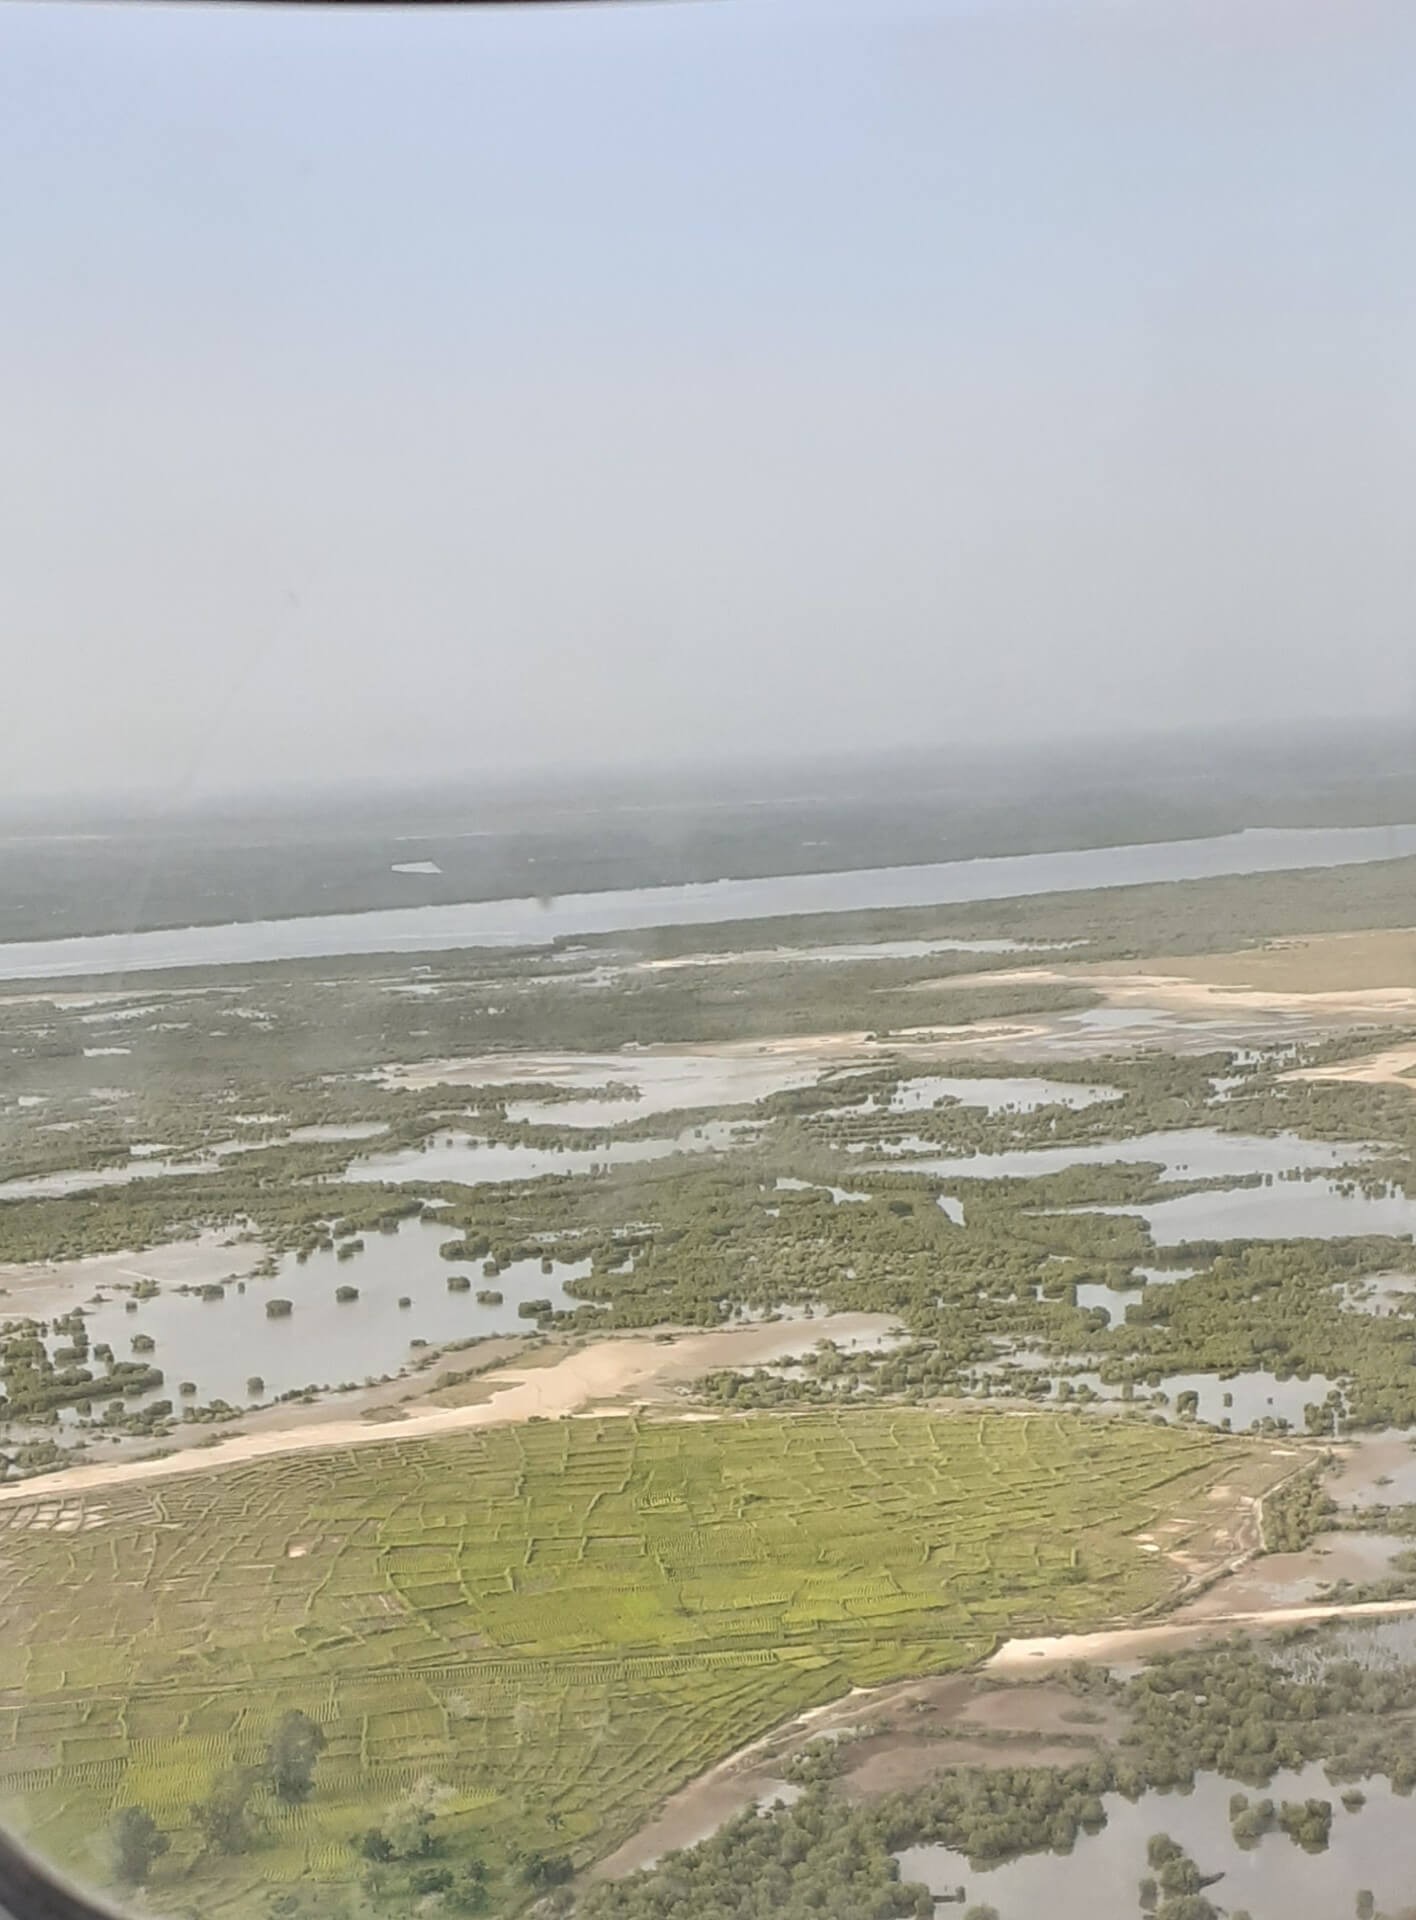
<box><xmin>3</xmin><ymin>0</ymin><xmax>1415</xmax><ymax>803</ymax></box>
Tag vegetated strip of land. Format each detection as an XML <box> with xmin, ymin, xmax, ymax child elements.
<box><xmin>0</xmin><ymin>1408</ymin><xmax>1264</xmax><ymax>1913</ymax></box>
<box><xmin>8</xmin><ymin>726</ymin><xmax>1413</xmax><ymax>941</ymax></box>
<box><xmin>583</xmin><ymin>853</ymin><xmax>1416</xmax><ymax>966</ymax></box>
<box><xmin>8</xmin><ymin>846</ymin><xmax>1416</xmax><ymax>999</ymax></box>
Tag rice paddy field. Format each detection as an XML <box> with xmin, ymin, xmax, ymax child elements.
<box><xmin>0</xmin><ymin>1408</ymin><xmax>1259</xmax><ymax>1912</ymax></box>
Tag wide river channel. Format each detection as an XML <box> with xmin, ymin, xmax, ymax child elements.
<box><xmin>4</xmin><ymin>822</ymin><xmax>1416</xmax><ymax>979</ymax></box>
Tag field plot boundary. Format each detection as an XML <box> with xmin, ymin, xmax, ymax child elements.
<box><xmin>0</xmin><ymin>1408</ymin><xmax>1283</xmax><ymax>1909</ymax></box>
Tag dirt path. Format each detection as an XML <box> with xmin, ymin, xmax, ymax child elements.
<box><xmin>0</xmin><ymin>1313</ymin><xmax>898</xmax><ymax>1506</ymax></box>
<box><xmin>986</xmin><ymin>1595</ymin><xmax>1416</xmax><ymax>1669</ymax></box>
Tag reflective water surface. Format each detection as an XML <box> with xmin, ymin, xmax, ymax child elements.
<box><xmin>6</xmin><ymin>821</ymin><xmax>1416</xmax><ymax>977</ymax></box>
<box><xmin>899</xmin><ymin>1761</ymin><xmax>1415</xmax><ymax>1918</ymax></box>
<box><xmin>342</xmin><ymin>1121</ymin><xmax>749</xmax><ymax>1186</ymax></box>
<box><xmin>9</xmin><ymin>1220</ymin><xmax>591</xmax><ymax>1415</ymax></box>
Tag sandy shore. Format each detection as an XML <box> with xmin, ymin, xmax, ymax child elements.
<box><xmin>934</xmin><ymin>960</ymin><xmax>1416</xmax><ymax>1023</ymax></box>
<box><xmin>1086</xmin><ymin>930</ymin><xmax>1416</xmax><ymax>997</ymax></box>
<box><xmin>1090</xmin><ymin>975</ymin><xmax>1416</xmax><ymax>1020</ymax></box>
<box><xmin>0</xmin><ymin>1312</ymin><xmax>898</xmax><ymax>1506</ymax></box>
<box><xmin>1284</xmin><ymin>1045</ymin><xmax>1416</xmax><ymax>1091</ymax></box>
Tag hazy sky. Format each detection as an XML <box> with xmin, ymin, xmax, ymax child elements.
<box><xmin>3</xmin><ymin>0</ymin><xmax>1415</xmax><ymax>801</ymax></box>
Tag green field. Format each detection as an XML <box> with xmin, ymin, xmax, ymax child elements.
<box><xmin>0</xmin><ymin>1411</ymin><xmax>1248</xmax><ymax>1912</ymax></box>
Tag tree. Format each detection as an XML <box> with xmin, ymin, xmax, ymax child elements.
<box><xmin>1230</xmin><ymin>1798</ymin><xmax>1275</xmax><ymax>1848</ymax></box>
<box><xmin>519</xmin><ymin>1850</ymin><xmax>572</xmax><ymax>1890</ymax></box>
<box><xmin>110</xmin><ymin>1806</ymin><xmax>168</xmax><ymax>1887</ymax></box>
<box><xmin>1158</xmin><ymin>1856</ymin><xmax>1201</xmax><ymax>1897</ymax></box>
<box><xmin>1278</xmin><ymin>1798</ymin><xmax>1332</xmax><ymax>1852</ymax></box>
<box><xmin>268</xmin><ymin>1709</ymin><xmax>327</xmax><ymax>1803</ymax></box>
<box><xmin>449</xmin><ymin>1861</ymin><xmax>490</xmax><ymax>1913</ymax></box>
<box><xmin>192</xmin><ymin>1769</ymin><xmax>258</xmax><ymax>1855</ymax></box>
<box><xmin>384</xmin><ymin>1802</ymin><xmax>437</xmax><ymax>1859</ymax></box>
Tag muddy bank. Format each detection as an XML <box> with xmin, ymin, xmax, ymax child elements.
<box><xmin>1328</xmin><ymin>1429</ymin><xmax>1416</xmax><ymax>1506</ymax></box>
<box><xmin>378</xmin><ymin>1040</ymin><xmax>875</xmax><ymax>1109</ymax></box>
<box><xmin>590</xmin><ymin>1675</ymin><xmax>1118</xmax><ymax>1879</ymax></box>
<box><xmin>594</xmin><ymin>1582</ymin><xmax>1416</xmax><ymax>1883</ymax></box>
<box><xmin>0</xmin><ymin>1232</ymin><xmax>258</xmax><ymax>1312</ymax></box>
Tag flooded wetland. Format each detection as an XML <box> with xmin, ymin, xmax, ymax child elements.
<box><xmin>11</xmin><ymin>0</ymin><xmax>1416</xmax><ymax>1890</ymax></box>
<box><xmin>8</xmin><ymin>842</ymin><xmax>1416</xmax><ymax>1916</ymax></box>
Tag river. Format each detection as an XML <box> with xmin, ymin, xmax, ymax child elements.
<box><xmin>4</xmin><ymin>822</ymin><xmax>1416</xmax><ymax>979</ymax></box>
